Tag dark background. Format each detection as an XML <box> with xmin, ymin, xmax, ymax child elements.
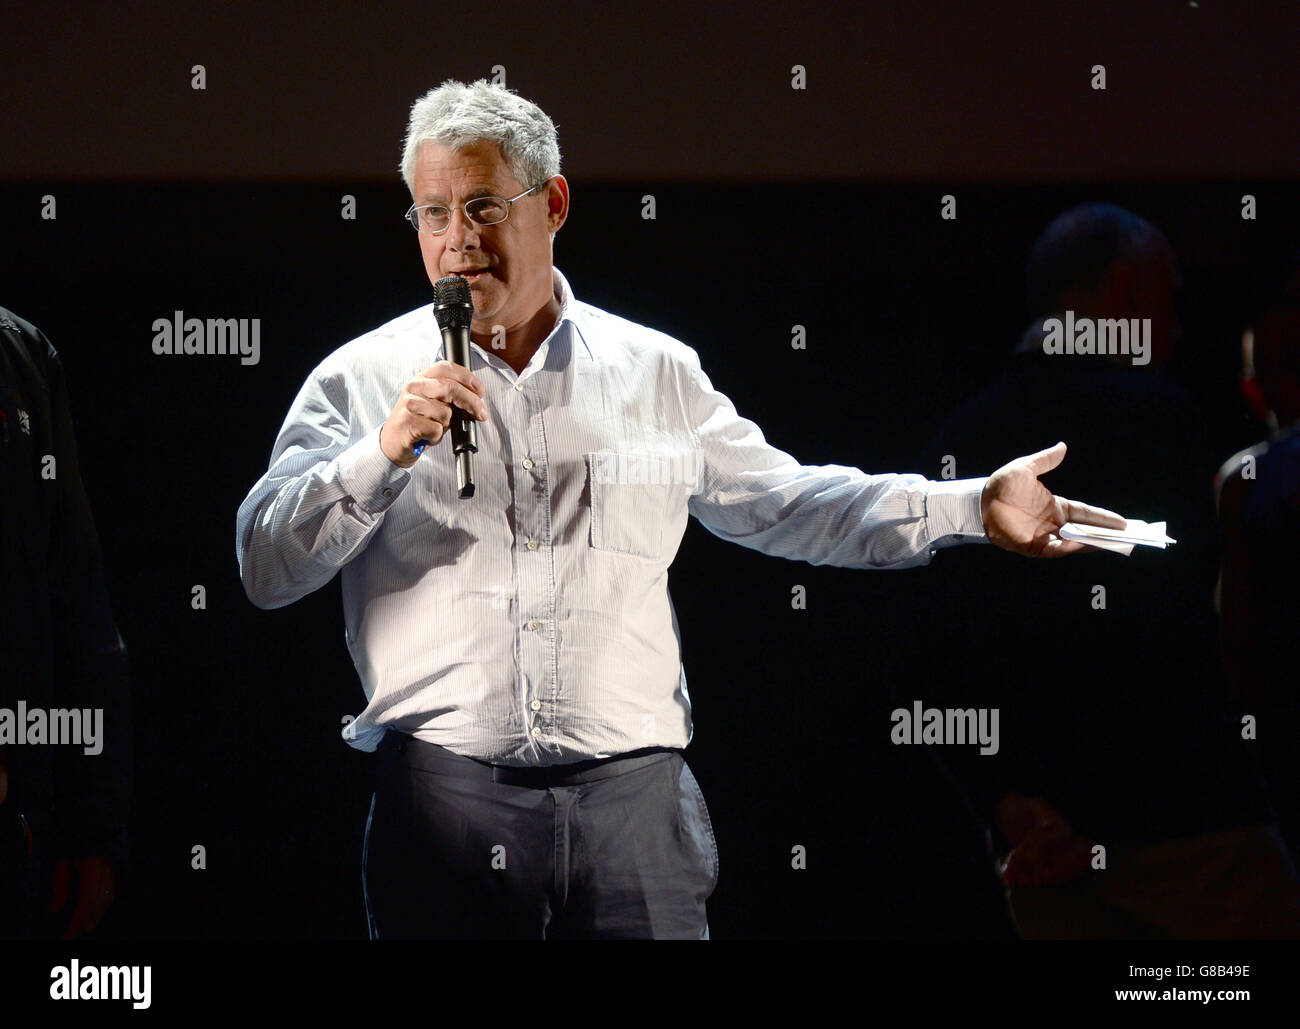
<box><xmin>2</xmin><ymin>1</ymin><xmax>1297</xmax><ymax>938</ymax></box>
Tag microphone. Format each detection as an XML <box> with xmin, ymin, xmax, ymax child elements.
<box><xmin>413</xmin><ymin>275</ymin><xmax>477</xmax><ymax>498</ymax></box>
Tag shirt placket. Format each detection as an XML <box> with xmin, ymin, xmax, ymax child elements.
<box><xmin>506</xmin><ymin>363</ymin><xmax>557</xmax><ymax>757</ymax></box>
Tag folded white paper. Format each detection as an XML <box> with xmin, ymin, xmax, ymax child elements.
<box><xmin>1057</xmin><ymin>519</ymin><xmax>1176</xmax><ymax>557</ymax></box>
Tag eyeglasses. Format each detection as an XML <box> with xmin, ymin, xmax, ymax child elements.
<box><xmin>405</xmin><ymin>181</ymin><xmax>548</xmax><ymax>234</ymax></box>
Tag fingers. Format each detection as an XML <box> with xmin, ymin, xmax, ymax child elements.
<box><xmin>419</xmin><ymin>362</ymin><xmax>486</xmax><ymax>402</ymax></box>
<box><xmin>1003</xmin><ymin>835</ymin><xmax>1054</xmax><ymax>885</ymax></box>
<box><xmin>408</xmin><ymin>372</ymin><xmax>488</xmax><ymax>422</ymax></box>
<box><xmin>1038</xmin><ymin>536</ymin><xmax>1092</xmax><ymax>558</ymax></box>
<box><xmin>1002</xmin><ymin>830</ymin><xmax>1092</xmax><ymax>886</ymax></box>
<box><xmin>400</xmin><ymin>392</ymin><xmax>454</xmax><ymax>437</ymax></box>
<box><xmin>419</xmin><ymin>361</ymin><xmax>484</xmax><ymax>390</ymax></box>
<box><xmin>989</xmin><ymin>528</ymin><xmax>1087</xmax><ymax>558</ymax></box>
<box><xmin>1055</xmin><ymin>496</ymin><xmax>1127</xmax><ymax>531</ymax></box>
<box><xmin>383</xmin><ymin>365</ymin><xmax>491</xmax><ymax>465</ymax></box>
<box><xmin>1022</xmin><ymin>441</ymin><xmax>1068</xmax><ymax>475</ymax></box>
<box><xmin>1005</xmin><ymin>536</ymin><xmax>1094</xmax><ymax>558</ymax></box>
<box><xmin>1000</xmin><ymin>797</ymin><xmax>1091</xmax><ymax>886</ymax></box>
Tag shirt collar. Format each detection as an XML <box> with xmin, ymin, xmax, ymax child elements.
<box><xmin>430</xmin><ymin>266</ymin><xmax>593</xmax><ymax>365</ymax></box>
<box><xmin>550</xmin><ymin>266</ymin><xmax>595</xmax><ymax>362</ymax></box>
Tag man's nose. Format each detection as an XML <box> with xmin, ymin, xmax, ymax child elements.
<box><xmin>443</xmin><ymin>208</ymin><xmax>480</xmax><ymax>251</ymax></box>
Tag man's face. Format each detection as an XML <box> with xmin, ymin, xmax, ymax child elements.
<box><xmin>410</xmin><ymin>140</ymin><xmax>564</xmax><ymax>335</ymax></box>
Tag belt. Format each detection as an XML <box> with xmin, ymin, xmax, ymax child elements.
<box><xmin>379</xmin><ymin>732</ymin><xmax>680</xmax><ymax>788</ymax></box>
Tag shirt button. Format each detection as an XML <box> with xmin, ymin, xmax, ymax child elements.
<box><xmin>526</xmin><ymin>539</ymin><xmax>538</xmax><ymax>551</ymax></box>
<box><xmin>514</xmin><ymin>383</ymin><xmax>523</xmax><ymax>392</ymax></box>
<box><xmin>531</xmin><ymin>726</ymin><xmax>542</xmax><ymax>737</ymax></box>
<box><xmin>530</xmin><ymin>700</ymin><xmax>541</xmax><ymax>711</ymax></box>
<box><xmin>522</xmin><ymin>457</ymin><xmax>534</xmax><ymax>470</ymax></box>
<box><xmin>526</xmin><ymin>619</ymin><xmax>540</xmax><ymax>631</ymax></box>
<box><xmin>381</xmin><ymin>487</ymin><xmax>393</xmax><ymax>498</ymax></box>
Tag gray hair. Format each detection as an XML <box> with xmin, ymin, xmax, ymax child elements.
<box><xmin>400</xmin><ymin>79</ymin><xmax>561</xmax><ymax>197</ymax></box>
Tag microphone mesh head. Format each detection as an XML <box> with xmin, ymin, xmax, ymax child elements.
<box><xmin>434</xmin><ymin>275</ymin><xmax>474</xmax><ymax>328</ymax></box>
<box><xmin>434</xmin><ymin>275</ymin><xmax>472</xmax><ymax>306</ymax></box>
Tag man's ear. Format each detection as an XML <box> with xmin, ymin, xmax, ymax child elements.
<box><xmin>545</xmin><ymin>175</ymin><xmax>570</xmax><ymax>234</ymax></box>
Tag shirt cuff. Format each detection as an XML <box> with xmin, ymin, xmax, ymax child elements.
<box><xmin>924</xmin><ymin>477</ymin><xmax>988</xmax><ymax>546</ymax></box>
<box><xmin>336</xmin><ymin>426</ymin><xmax>411</xmax><ymax>515</ymax></box>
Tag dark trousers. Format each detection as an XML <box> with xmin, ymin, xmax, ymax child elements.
<box><xmin>362</xmin><ymin>733</ymin><xmax>719</xmax><ymax>939</ymax></box>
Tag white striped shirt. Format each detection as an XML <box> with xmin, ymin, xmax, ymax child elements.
<box><xmin>235</xmin><ymin>268</ymin><xmax>987</xmax><ymax>764</ymax></box>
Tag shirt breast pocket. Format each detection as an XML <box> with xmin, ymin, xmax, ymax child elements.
<box><xmin>586</xmin><ymin>449</ymin><xmax>698</xmax><ymax>561</ymax></box>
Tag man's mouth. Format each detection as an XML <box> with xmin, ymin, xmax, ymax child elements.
<box><xmin>451</xmin><ymin>268</ymin><xmax>491</xmax><ymax>283</ymax></box>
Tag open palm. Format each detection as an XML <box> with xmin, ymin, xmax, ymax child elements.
<box><xmin>980</xmin><ymin>442</ymin><xmax>1126</xmax><ymax>557</ymax></box>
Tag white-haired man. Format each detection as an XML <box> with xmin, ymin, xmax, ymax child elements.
<box><xmin>236</xmin><ymin>80</ymin><xmax>1124</xmax><ymax>939</ymax></box>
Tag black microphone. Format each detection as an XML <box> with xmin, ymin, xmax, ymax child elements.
<box><xmin>415</xmin><ymin>274</ymin><xmax>477</xmax><ymax>498</ymax></box>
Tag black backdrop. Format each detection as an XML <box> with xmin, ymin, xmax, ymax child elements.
<box><xmin>2</xmin><ymin>179</ymin><xmax>1295</xmax><ymax>938</ymax></box>
<box><xmin>4</xmin><ymin>0</ymin><xmax>1300</xmax><ymax>943</ymax></box>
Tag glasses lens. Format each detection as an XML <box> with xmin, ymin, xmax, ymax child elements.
<box><xmin>419</xmin><ymin>206</ymin><xmax>450</xmax><ymax>232</ymax></box>
<box><xmin>466</xmin><ymin>197</ymin><xmax>509</xmax><ymax>225</ymax></box>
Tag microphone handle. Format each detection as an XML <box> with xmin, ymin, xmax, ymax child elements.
<box><xmin>445</xmin><ymin>323</ymin><xmax>477</xmax><ymax>498</ymax></box>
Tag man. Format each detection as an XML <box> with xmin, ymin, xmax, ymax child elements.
<box><xmin>1</xmin><ymin>307</ymin><xmax>131</xmax><ymax>939</ymax></box>
<box><xmin>921</xmin><ymin>205</ymin><xmax>1300</xmax><ymax>938</ymax></box>
<box><xmin>1217</xmin><ymin>263</ymin><xmax>1300</xmax><ymax>857</ymax></box>
<box><xmin>235</xmin><ymin>81</ymin><xmax>1123</xmax><ymax>939</ymax></box>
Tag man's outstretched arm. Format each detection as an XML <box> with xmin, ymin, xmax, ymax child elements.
<box><xmin>682</xmin><ymin>349</ymin><xmax>1124</xmax><ymax>567</ymax></box>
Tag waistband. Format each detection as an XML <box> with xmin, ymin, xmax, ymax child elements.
<box><xmin>378</xmin><ymin>732</ymin><xmax>681</xmax><ymax>788</ymax></box>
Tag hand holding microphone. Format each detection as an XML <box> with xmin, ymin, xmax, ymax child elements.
<box><xmin>379</xmin><ymin>276</ymin><xmax>485</xmax><ymax>496</ymax></box>
<box><xmin>378</xmin><ymin>359</ymin><xmax>487</xmax><ymax>469</ymax></box>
